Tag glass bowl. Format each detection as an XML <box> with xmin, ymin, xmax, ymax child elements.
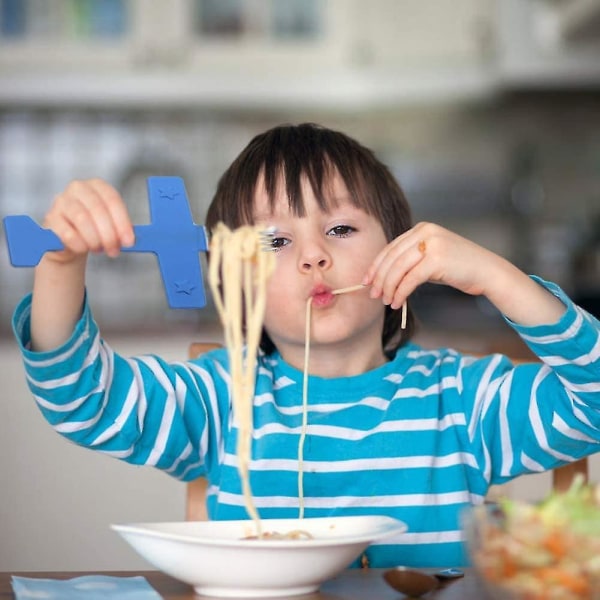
<box><xmin>463</xmin><ymin>496</ymin><xmax>600</xmax><ymax>600</ymax></box>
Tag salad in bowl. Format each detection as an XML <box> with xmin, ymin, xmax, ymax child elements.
<box><xmin>466</xmin><ymin>477</ymin><xmax>600</xmax><ymax>599</ymax></box>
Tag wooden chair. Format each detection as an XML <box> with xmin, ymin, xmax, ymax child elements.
<box><xmin>553</xmin><ymin>460</ymin><xmax>588</xmax><ymax>492</ymax></box>
<box><xmin>184</xmin><ymin>343</ymin><xmax>589</xmax><ymax>520</ymax></box>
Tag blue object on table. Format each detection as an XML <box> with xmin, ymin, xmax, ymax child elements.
<box><xmin>2</xmin><ymin>176</ymin><xmax>209</xmax><ymax>309</ymax></box>
<box><xmin>11</xmin><ymin>574</ymin><xmax>162</xmax><ymax>599</ymax></box>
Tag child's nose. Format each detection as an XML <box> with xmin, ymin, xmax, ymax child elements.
<box><xmin>299</xmin><ymin>245</ymin><xmax>331</xmax><ymax>272</ymax></box>
<box><xmin>301</xmin><ymin>258</ymin><xmax>329</xmax><ymax>271</ymax></box>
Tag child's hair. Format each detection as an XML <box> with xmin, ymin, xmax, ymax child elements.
<box><xmin>205</xmin><ymin>122</ymin><xmax>415</xmax><ymax>356</ymax></box>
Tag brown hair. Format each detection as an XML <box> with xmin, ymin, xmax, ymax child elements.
<box><xmin>205</xmin><ymin>123</ymin><xmax>415</xmax><ymax>356</ymax></box>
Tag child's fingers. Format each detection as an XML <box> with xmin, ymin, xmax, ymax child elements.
<box><xmin>363</xmin><ymin>241</ymin><xmax>405</xmax><ymax>294</ymax></box>
<box><xmin>76</xmin><ymin>179</ymin><xmax>128</xmax><ymax>257</ymax></box>
<box><xmin>386</xmin><ymin>257</ymin><xmax>431</xmax><ymax>309</ymax></box>
<box><xmin>374</xmin><ymin>224</ymin><xmax>493</xmax><ymax>306</ymax></box>
<box><xmin>46</xmin><ymin>214</ymin><xmax>89</xmax><ymax>256</ymax></box>
<box><xmin>364</xmin><ymin>222</ymin><xmax>432</xmax><ymax>285</ymax></box>
<box><xmin>364</xmin><ymin>229</ymin><xmax>413</xmax><ymax>283</ymax></box>
<box><xmin>63</xmin><ymin>181</ymin><xmax>118</xmax><ymax>255</ymax></box>
<box><xmin>88</xmin><ymin>179</ymin><xmax>134</xmax><ymax>248</ymax></box>
<box><xmin>44</xmin><ymin>195</ymin><xmax>101</xmax><ymax>256</ymax></box>
<box><xmin>47</xmin><ymin>179</ymin><xmax>132</xmax><ymax>258</ymax></box>
<box><xmin>374</xmin><ymin>240</ymin><xmax>427</xmax><ymax>307</ymax></box>
<box><xmin>364</xmin><ymin>222</ymin><xmax>441</xmax><ymax>308</ymax></box>
<box><xmin>365</xmin><ymin>229</ymin><xmax>423</xmax><ymax>292</ymax></box>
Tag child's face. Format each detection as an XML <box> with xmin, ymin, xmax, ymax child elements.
<box><xmin>253</xmin><ymin>171</ymin><xmax>388</xmax><ymax>361</ymax></box>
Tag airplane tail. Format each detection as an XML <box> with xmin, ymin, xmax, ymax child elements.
<box><xmin>3</xmin><ymin>215</ymin><xmax>64</xmax><ymax>267</ymax></box>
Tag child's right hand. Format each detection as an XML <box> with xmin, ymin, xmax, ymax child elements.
<box><xmin>43</xmin><ymin>179</ymin><xmax>135</xmax><ymax>263</ymax></box>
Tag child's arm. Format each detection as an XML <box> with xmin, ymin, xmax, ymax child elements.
<box><xmin>30</xmin><ymin>179</ymin><xmax>135</xmax><ymax>351</ymax></box>
<box><xmin>364</xmin><ymin>221</ymin><xmax>566</xmax><ymax>327</ymax></box>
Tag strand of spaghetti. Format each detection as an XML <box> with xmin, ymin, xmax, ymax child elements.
<box><xmin>208</xmin><ymin>223</ymin><xmax>274</xmax><ymax>537</ymax></box>
<box><xmin>331</xmin><ymin>283</ymin><xmax>365</xmax><ymax>295</ymax></box>
<box><xmin>298</xmin><ymin>282</ymin><xmax>408</xmax><ymax>518</ymax></box>
<box><xmin>238</xmin><ymin>250</ymin><xmax>257</xmax><ymax>530</ymax></box>
<box><xmin>297</xmin><ymin>276</ymin><xmax>411</xmax><ymax>522</ymax></box>
<box><xmin>216</xmin><ymin>227</ymin><xmax>256</xmax><ymax>530</ymax></box>
<box><xmin>298</xmin><ymin>297</ymin><xmax>312</xmax><ymax>519</ymax></box>
<box><xmin>241</xmin><ymin>234</ymin><xmax>272</xmax><ymax>533</ymax></box>
<box><xmin>331</xmin><ymin>284</ymin><xmax>408</xmax><ymax>330</ymax></box>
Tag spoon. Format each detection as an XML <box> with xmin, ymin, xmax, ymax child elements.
<box><xmin>383</xmin><ymin>567</ymin><xmax>464</xmax><ymax>597</ymax></box>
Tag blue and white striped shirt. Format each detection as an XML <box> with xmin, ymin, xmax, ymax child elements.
<box><xmin>12</xmin><ymin>277</ymin><xmax>600</xmax><ymax>568</ymax></box>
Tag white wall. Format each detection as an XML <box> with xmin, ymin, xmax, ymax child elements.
<box><xmin>0</xmin><ymin>334</ymin><xmax>193</xmax><ymax>572</ymax></box>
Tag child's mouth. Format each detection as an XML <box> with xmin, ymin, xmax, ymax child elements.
<box><xmin>310</xmin><ymin>286</ymin><xmax>335</xmax><ymax>308</ymax></box>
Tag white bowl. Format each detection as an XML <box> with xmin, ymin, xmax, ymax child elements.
<box><xmin>112</xmin><ymin>515</ymin><xmax>406</xmax><ymax>597</ymax></box>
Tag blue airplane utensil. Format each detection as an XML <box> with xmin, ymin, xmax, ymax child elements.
<box><xmin>3</xmin><ymin>176</ymin><xmax>209</xmax><ymax>309</ymax></box>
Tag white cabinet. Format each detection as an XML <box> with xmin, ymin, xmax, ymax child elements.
<box><xmin>0</xmin><ymin>0</ymin><xmax>496</xmax><ymax>109</ymax></box>
<box><xmin>496</xmin><ymin>0</ymin><xmax>600</xmax><ymax>87</ymax></box>
<box><xmin>351</xmin><ymin>0</ymin><xmax>492</xmax><ymax>68</ymax></box>
<box><xmin>340</xmin><ymin>0</ymin><xmax>495</xmax><ymax>107</ymax></box>
<box><xmin>0</xmin><ymin>0</ymin><xmax>137</xmax><ymax>70</ymax></box>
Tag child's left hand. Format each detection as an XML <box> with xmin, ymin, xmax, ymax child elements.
<box><xmin>363</xmin><ymin>222</ymin><xmax>504</xmax><ymax>308</ymax></box>
<box><xmin>362</xmin><ymin>221</ymin><xmax>565</xmax><ymax>326</ymax></box>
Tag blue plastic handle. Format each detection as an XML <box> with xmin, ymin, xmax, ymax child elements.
<box><xmin>2</xmin><ymin>176</ymin><xmax>209</xmax><ymax>309</ymax></box>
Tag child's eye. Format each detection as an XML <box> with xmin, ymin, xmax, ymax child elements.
<box><xmin>327</xmin><ymin>225</ymin><xmax>356</xmax><ymax>238</ymax></box>
<box><xmin>270</xmin><ymin>236</ymin><xmax>290</xmax><ymax>252</ymax></box>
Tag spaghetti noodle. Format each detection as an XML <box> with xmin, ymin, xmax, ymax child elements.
<box><xmin>298</xmin><ymin>285</ymin><xmax>407</xmax><ymax>517</ymax></box>
<box><xmin>208</xmin><ymin>223</ymin><xmax>275</xmax><ymax>537</ymax></box>
<box><xmin>298</xmin><ymin>297</ymin><xmax>312</xmax><ymax>519</ymax></box>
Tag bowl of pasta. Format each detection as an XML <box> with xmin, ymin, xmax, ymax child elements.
<box><xmin>464</xmin><ymin>479</ymin><xmax>600</xmax><ymax>600</ymax></box>
<box><xmin>112</xmin><ymin>515</ymin><xmax>406</xmax><ymax>598</ymax></box>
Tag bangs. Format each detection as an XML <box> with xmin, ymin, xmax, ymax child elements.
<box><xmin>260</xmin><ymin>161</ymin><xmax>356</xmax><ymax>219</ymax></box>
<box><xmin>261</xmin><ymin>125</ymin><xmax>383</xmax><ymax>222</ymax></box>
<box><xmin>206</xmin><ymin>123</ymin><xmax>401</xmax><ymax>241</ymax></box>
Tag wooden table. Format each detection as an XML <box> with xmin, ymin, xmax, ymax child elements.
<box><xmin>1</xmin><ymin>569</ymin><xmax>488</xmax><ymax>599</ymax></box>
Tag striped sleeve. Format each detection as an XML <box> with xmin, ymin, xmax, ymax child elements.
<box><xmin>463</xmin><ymin>277</ymin><xmax>600</xmax><ymax>484</ymax></box>
<box><xmin>11</xmin><ymin>293</ymin><xmax>229</xmax><ymax>481</ymax></box>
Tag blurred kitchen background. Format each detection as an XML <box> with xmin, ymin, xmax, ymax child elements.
<box><xmin>1</xmin><ymin>0</ymin><xmax>599</xmax><ymax>571</ymax></box>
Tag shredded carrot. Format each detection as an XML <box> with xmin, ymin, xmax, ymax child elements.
<box><xmin>501</xmin><ymin>553</ymin><xmax>518</xmax><ymax>579</ymax></box>
<box><xmin>543</xmin><ymin>530</ymin><xmax>568</xmax><ymax>558</ymax></box>
<box><xmin>536</xmin><ymin>567</ymin><xmax>590</xmax><ymax>596</ymax></box>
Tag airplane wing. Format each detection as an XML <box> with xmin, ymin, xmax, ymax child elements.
<box><xmin>122</xmin><ymin>176</ymin><xmax>208</xmax><ymax>308</ymax></box>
